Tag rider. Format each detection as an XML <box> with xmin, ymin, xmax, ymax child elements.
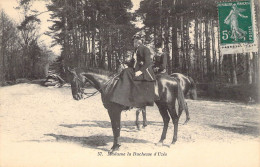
<box><xmin>110</xmin><ymin>35</ymin><xmax>156</xmax><ymax>108</ymax></box>
<box><xmin>132</xmin><ymin>35</ymin><xmax>156</xmax><ymax>81</ymax></box>
<box><xmin>153</xmin><ymin>43</ymin><xmax>167</xmax><ymax>74</ymax></box>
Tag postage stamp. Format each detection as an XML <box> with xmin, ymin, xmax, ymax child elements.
<box><xmin>218</xmin><ymin>1</ymin><xmax>253</xmax><ymax>44</ymax></box>
<box><xmin>218</xmin><ymin>1</ymin><xmax>258</xmax><ymax>54</ymax></box>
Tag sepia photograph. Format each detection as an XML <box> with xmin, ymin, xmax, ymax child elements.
<box><xmin>0</xmin><ymin>0</ymin><xmax>259</xmax><ymax>166</ymax></box>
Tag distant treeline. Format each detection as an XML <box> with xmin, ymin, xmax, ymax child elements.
<box><xmin>46</xmin><ymin>0</ymin><xmax>259</xmax><ymax>86</ymax></box>
<box><xmin>0</xmin><ymin>9</ymin><xmax>55</xmax><ymax>85</ymax></box>
<box><xmin>135</xmin><ymin>0</ymin><xmax>259</xmax><ymax>85</ymax></box>
<box><xmin>0</xmin><ymin>0</ymin><xmax>259</xmax><ymax>90</ymax></box>
<box><xmin>47</xmin><ymin>0</ymin><xmax>136</xmax><ymax>72</ymax></box>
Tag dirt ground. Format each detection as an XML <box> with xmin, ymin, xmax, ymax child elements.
<box><xmin>0</xmin><ymin>83</ymin><xmax>259</xmax><ymax>167</ymax></box>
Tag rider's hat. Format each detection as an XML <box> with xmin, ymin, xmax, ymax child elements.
<box><xmin>155</xmin><ymin>42</ymin><xmax>162</xmax><ymax>48</ymax></box>
<box><xmin>132</xmin><ymin>34</ymin><xmax>142</xmax><ymax>41</ymax></box>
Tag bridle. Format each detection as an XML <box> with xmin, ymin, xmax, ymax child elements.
<box><xmin>73</xmin><ymin>72</ymin><xmax>120</xmax><ymax>99</ymax></box>
<box><xmin>73</xmin><ymin>74</ymin><xmax>100</xmax><ymax>99</ymax></box>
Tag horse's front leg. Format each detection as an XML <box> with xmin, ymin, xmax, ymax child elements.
<box><xmin>108</xmin><ymin>109</ymin><xmax>122</xmax><ymax>152</ymax></box>
<box><xmin>156</xmin><ymin>102</ymin><xmax>169</xmax><ymax>146</ymax></box>
<box><xmin>168</xmin><ymin>103</ymin><xmax>179</xmax><ymax>144</ymax></box>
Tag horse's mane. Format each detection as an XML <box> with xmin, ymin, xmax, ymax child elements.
<box><xmin>74</xmin><ymin>67</ymin><xmax>115</xmax><ymax>77</ymax></box>
<box><xmin>84</xmin><ymin>72</ymin><xmax>110</xmax><ymax>81</ymax></box>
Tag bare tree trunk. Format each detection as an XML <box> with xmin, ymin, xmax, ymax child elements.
<box><xmin>217</xmin><ymin>19</ymin><xmax>222</xmax><ymax>80</ymax></box>
<box><xmin>205</xmin><ymin>18</ymin><xmax>211</xmax><ymax>82</ymax></box>
<box><xmin>92</xmin><ymin>30</ymin><xmax>96</xmax><ymax>67</ymax></box>
<box><xmin>252</xmin><ymin>52</ymin><xmax>258</xmax><ymax>84</ymax></box>
<box><xmin>83</xmin><ymin>19</ymin><xmax>87</xmax><ymax>67</ymax></box>
<box><xmin>159</xmin><ymin>0</ymin><xmax>163</xmax><ymax>45</ymax></box>
<box><xmin>87</xmin><ymin>33</ymin><xmax>91</xmax><ymax>66</ymax></box>
<box><xmin>194</xmin><ymin>18</ymin><xmax>199</xmax><ymax>81</ymax></box>
<box><xmin>0</xmin><ymin>12</ymin><xmax>5</xmax><ymax>84</ymax></box>
<box><xmin>99</xmin><ymin>28</ymin><xmax>103</xmax><ymax>68</ymax></box>
<box><xmin>164</xmin><ymin>16</ymin><xmax>171</xmax><ymax>74</ymax></box>
<box><xmin>200</xmin><ymin>20</ymin><xmax>204</xmax><ymax>81</ymax></box>
<box><xmin>211</xmin><ymin>20</ymin><xmax>217</xmax><ymax>80</ymax></box>
<box><xmin>63</xmin><ymin>0</ymin><xmax>70</xmax><ymax>67</ymax></box>
<box><xmin>107</xmin><ymin>29</ymin><xmax>112</xmax><ymax>71</ymax></box>
<box><xmin>246</xmin><ymin>53</ymin><xmax>252</xmax><ymax>84</ymax></box>
<box><xmin>231</xmin><ymin>54</ymin><xmax>238</xmax><ymax>85</ymax></box>
<box><xmin>185</xmin><ymin>17</ymin><xmax>190</xmax><ymax>75</ymax></box>
<box><xmin>180</xmin><ymin>16</ymin><xmax>185</xmax><ymax>73</ymax></box>
<box><xmin>172</xmin><ymin>15</ymin><xmax>179</xmax><ymax>72</ymax></box>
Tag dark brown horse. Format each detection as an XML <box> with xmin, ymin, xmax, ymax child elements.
<box><xmin>68</xmin><ymin>68</ymin><xmax>188</xmax><ymax>152</ymax></box>
<box><xmin>135</xmin><ymin>73</ymin><xmax>197</xmax><ymax>129</ymax></box>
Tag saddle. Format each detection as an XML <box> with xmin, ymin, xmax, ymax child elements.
<box><xmin>102</xmin><ymin>73</ymin><xmax>120</xmax><ymax>99</ymax></box>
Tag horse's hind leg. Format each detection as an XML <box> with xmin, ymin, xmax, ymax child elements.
<box><xmin>168</xmin><ymin>102</ymin><xmax>179</xmax><ymax>144</ymax></box>
<box><xmin>108</xmin><ymin>108</ymin><xmax>122</xmax><ymax>152</ymax></box>
<box><xmin>156</xmin><ymin>102</ymin><xmax>170</xmax><ymax>145</ymax></box>
<box><xmin>183</xmin><ymin>102</ymin><xmax>190</xmax><ymax>124</ymax></box>
<box><xmin>136</xmin><ymin>107</ymin><xmax>147</xmax><ymax>130</ymax></box>
<box><xmin>178</xmin><ymin>100</ymin><xmax>189</xmax><ymax>124</ymax></box>
<box><xmin>142</xmin><ymin>107</ymin><xmax>147</xmax><ymax>127</ymax></box>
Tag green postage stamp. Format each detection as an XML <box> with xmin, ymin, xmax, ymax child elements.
<box><xmin>218</xmin><ymin>1</ymin><xmax>258</xmax><ymax>54</ymax></box>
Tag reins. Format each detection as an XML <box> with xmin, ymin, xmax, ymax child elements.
<box><xmin>75</xmin><ymin>72</ymin><xmax>120</xmax><ymax>99</ymax></box>
<box><xmin>74</xmin><ymin>76</ymin><xmax>100</xmax><ymax>99</ymax></box>
<box><xmin>83</xmin><ymin>90</ymin><xmax>100</xmax><ymax>99</ymax></box>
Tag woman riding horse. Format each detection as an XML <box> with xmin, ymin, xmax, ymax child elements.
<box><xmin>67</xmin><ymin>36</ymin><xmax>189</xmax><ymax>152</ymax></box>
<box><xmin>68</xmin><ymin>68</ymin><xmax>188</xmax><ymax>152</ymax></box>
<box><xmin>109</xmin><ymin>35</ymin><xmax>157</xmax><ymax>108</ymax></box>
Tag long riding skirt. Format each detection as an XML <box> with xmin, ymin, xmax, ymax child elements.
<box><xmin>109</xmin><ymin>68</ymin><xmax>155</xmax><ymax>108</ymax></box>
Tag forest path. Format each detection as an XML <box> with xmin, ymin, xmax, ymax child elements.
<box><xmin>0</xmin><ymin>84</ymin><xmax>259</xmax><ymax>167</ymax></box>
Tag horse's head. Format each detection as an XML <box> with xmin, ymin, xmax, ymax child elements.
<box><xmin>67</xmin><ymin>67</ymin><xmax>84</xmax><ymax>100</ymax></box>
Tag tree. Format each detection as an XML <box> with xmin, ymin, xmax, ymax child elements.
<box><xmin>47</xmin><ymin>0</ymin><xmax>135</xmax><ymax>72</ymax></box>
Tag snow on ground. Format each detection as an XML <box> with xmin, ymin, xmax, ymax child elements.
<box><xmin>0</xmin><ymin>83</ymin><xmax>259</xmax><ymax>167</ymax></box>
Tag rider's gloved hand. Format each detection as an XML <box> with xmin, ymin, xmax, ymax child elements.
<box><xmin>135</xmin><ymin>71</ymin><xmax>142</xmax><ymax>76</ymax></box>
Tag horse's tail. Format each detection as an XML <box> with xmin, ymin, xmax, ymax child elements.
<box><xmin>188</xmin><ymin>76</ymin><xmax>197</xmax><ymax>100</ymax></box>
<box><xmin>175</xmin><ymin>78</ymin><xmax>188</xmax><ymax>115</ymax></box>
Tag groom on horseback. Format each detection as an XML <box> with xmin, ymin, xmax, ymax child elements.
<box><xmin>132</xmin><ymin>35</ymin><xmax>156</xmax><ymax>82</ymax></box>
<box><xmin>110</xmin><ymin>35</ymin><xmax>157</xmax><ymax>108</ymax></box>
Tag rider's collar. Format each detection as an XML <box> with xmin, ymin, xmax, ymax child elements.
<box><xmin>135</xmin><ymin>44</ymin><xmax>142</xmax><ymax>51</ymax></box>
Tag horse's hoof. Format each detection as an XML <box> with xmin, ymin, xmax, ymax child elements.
<box><xmin>171</xmin><ymin>141</ymin><xmax>176</xmax><ymax>145</ymax></box>
<box><xmin>166</xmin><ymin>144</ymin><xmax>171</xmax><ymax>148</ymax></box>
<box><xmin>183</xmin><ymin>118</ymin><xmax>190</xmax><ymax>125</ymax></box>
<box><xmin>143</xmin><ymin>124</ymin><xmax>147</xmax><ymax>128</ymax></box>
<box><xmin>155</xmin><ymin>142</ymin><xmax>163</xmax><ymax>146</ymax></box>
<box><xmin>109</xmin><ymin>144</ymin><xmax>121</xmax><ymax>153</ymax></box>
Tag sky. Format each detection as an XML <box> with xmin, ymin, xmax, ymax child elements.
<box><xmin>0</xmin><ymin>0</ymin><xmax>142</xmax><ymax>55</ymax></box>
<box><xmin>0</xmin><ymin>0</ymin><xmax>62</xmax><ymax>54</ymax></box>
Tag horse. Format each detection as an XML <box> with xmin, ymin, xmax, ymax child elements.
<box><xmin>67</xmin><ymin>68</ymin><xmax>188</xmax><ymax>152</ymax></box>
<box><xmin>135</xmin><ymin>73</ymin><xmax>197</xmax><ymax>129</ymax></box>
